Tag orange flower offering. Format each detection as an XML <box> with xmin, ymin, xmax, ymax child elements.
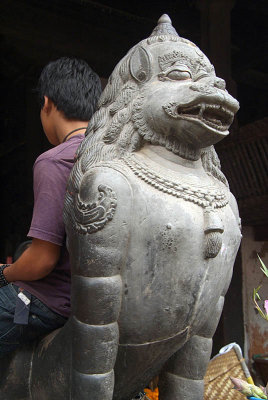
<box><xmin>144</xmin><ymin>387</ymin><xmax>159</xmax><ymax>400</ymax></box>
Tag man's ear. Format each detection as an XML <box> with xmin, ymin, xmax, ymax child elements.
<box><xmin>42</xmin><ymin>96</ymin><xmax>53</xmax><ymax>114</ymax></box>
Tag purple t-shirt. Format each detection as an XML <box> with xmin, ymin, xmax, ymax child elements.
<box><xmin>15</xmin><ymin>134</ymin><xmax>84</xmax><ymax>317</ymax></box>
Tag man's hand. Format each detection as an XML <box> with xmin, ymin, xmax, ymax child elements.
<box><xmin>3</xmin><ymin>238</ymin><xmax>61</xmax><ymax>282</ymax></box>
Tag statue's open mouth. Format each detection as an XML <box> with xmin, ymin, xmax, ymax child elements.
<box><xmin>177</xmin><ymin>103</ymin><xmax>234</xmax><ymax>131</ymax></box>
<box><xmin>164</xmin><ymin>102</ymin><xmax>234</xmax><ymax>132</ymax></box>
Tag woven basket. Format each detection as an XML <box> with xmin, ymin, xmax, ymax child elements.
<box><xmin>204</xmin><ymin>348</ymin><xmax>248</xmax><ymax>400</ymax></box>
<box><xmin>143</xmin><ymin>345</ymin><xmax>251</xmax><ymax>399</ymax></box>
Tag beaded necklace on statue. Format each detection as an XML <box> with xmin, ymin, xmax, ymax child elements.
<box><xmin>123</xmin><ymin>152</ymin><xmax>228</xmax><ymax>258</ymax></box>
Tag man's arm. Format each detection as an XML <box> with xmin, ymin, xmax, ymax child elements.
<box><xmin>2</xmin><ymin>238</ymin><xmax>60</xmax><ymax>282</ymax></box>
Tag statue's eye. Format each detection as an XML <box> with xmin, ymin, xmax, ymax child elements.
<box><xmin>166</xmin><ymin>70</ymin><xmax>191</xmax><ymax>80</ymax></box>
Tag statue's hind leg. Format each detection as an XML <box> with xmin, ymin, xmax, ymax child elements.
<box><xmin>158</xmin><ymin>334</ymin><xmax>211</xmax><ymax>399</ymax></box>
<box><xmin>158</xmin><ymin>296</ymin><xmax>224</xmax><ymax>400</ymax></box>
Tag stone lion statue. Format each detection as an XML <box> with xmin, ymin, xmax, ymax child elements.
<box><xmin>0</xmin><ymin>14</ymin><xmax>241</xmax><ymax>400</ymax></box>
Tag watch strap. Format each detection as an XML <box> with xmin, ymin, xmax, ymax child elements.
<box><xmin>0</xmin><ymin>264</ymin><xmax>10</xmax><ymax>288</ymax></box>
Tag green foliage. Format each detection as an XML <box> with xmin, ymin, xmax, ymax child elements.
<box><xmin>258</xmin><ymin>254</ymin><xmax>268</xmax><ymax>278</ymax></box>
<box><xmin>253</xmin><ymin>255</ymin><xmax>268</xmax><ymax>322</ymax></box>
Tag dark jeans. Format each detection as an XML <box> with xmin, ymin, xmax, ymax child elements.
<box><xmin>0</xmin><ymin>284</ymin><xmax>67</xmax><ymax>357</ymax></box>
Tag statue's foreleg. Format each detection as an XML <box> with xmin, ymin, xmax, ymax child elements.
<box><xmin>158</xmin><ymin>296</ymin><xmax>224</xmax><ymax>400</ymax></box>
<box><xmin>67</xmin><ymin>169</ymin><xmax>132</xmax><ymax>399</ymax></box>
<box><xmin>71</xmin><ymin>273</ymin><xmax>122</xmax><ymax>400</ymax></box>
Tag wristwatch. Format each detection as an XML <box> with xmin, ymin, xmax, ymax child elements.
<box><xmin>0</xmin><ymin>264</ymin><xmax>10</xmax><ymax>288</ymax></box>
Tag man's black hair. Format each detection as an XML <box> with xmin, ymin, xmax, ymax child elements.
<box><xmin>37</xmin><ymin>57</ymin><xmax>102</xmax><ymax>121</ymax></box>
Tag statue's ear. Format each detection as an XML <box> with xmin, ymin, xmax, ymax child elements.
<box><xmin>130</xmin><ymin>46</ymin><xmax>152</xmax><ymax>83</ymax></box>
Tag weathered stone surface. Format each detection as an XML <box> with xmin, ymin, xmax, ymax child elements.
<box><xmin>0</xmin><ymin>14</ymin><xmax>241</xmax><ymax>400</ymax></box>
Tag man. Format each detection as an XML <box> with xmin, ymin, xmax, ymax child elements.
<box><xmin>0</xmin><ymin>57</ymin><xmax>101</xmax><ymax>357</ymax></box>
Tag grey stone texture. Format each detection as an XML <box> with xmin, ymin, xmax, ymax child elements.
<box><xmin>0</xmin><ymin>14</ymin><xmax>241</xmax><ymax>400</ymax></box>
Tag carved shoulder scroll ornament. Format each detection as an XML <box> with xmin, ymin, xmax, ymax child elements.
<box><xmin>73</xmin><ymin>184</ymin><xmax>117</xmax><ymax>234</ymax></box>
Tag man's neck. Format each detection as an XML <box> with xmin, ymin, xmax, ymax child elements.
<box><xmin>56</xmin><ymin>119</ymin><xmax>88</xmax><ymax>144</ymax></box>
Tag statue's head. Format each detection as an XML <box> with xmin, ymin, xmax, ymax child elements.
<box><xmin>130</xmin><ymin>16</ymin><xmax>239</xmax><ymax>159</ymax></box>
<box><xmin>76</xmin><ymin>14</ymin><xmax>239</xmax><ymax>171</ymax></box>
